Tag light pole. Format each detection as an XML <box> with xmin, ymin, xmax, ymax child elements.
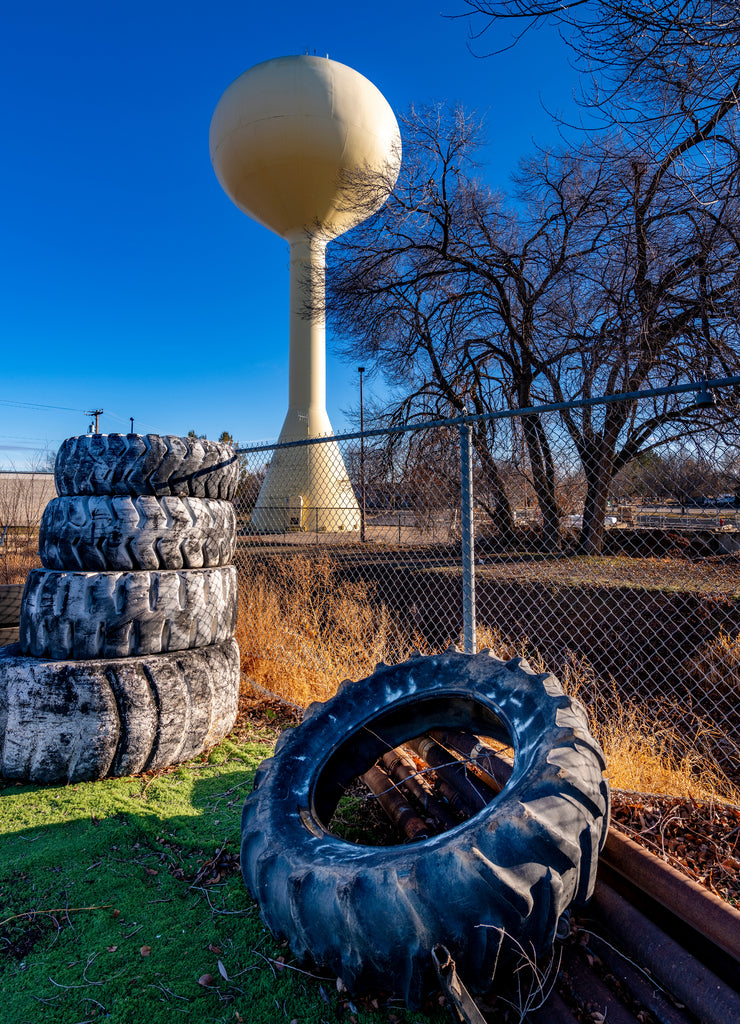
<box><xmin>359</xmin><ymin>366</ymin><xmax>366</xmax><ymax>543</ymax></box>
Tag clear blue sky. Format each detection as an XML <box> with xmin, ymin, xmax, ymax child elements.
<box><xmin>0</xmin><ymin>1</ymin><xmax>578</xmax><ymax>468</ymax></box>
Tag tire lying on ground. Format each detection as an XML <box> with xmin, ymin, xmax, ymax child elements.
<box><xmin>20</xmin><ymin>566</ymin><xmax>238</xmax><ymax>660</ymax></box>
<box><xmin>0</xmin><ymin>638</ymin><xmax>240</xmax><ymax>783</ymax></box>
<box><xmin>54</xmin><ymin>434</ymin><xmax>238</xmax><ymax>500</ymax></box>
<box><xmin>39</xmin><ymin>495</ymin><xmax>236</xmax><ymax>571</ymax></box>
<box><xmin>241</xmin><ymin>649</ymin><xmax>610</xmax><ymax>1009</ymax></box>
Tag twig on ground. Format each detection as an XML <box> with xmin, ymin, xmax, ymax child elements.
<box><xmin>250</xmin><ymin>949</ymin><xmax>334</xmax><ymax>981</ymax></box>
<box><xmin>148</xmin><ymin>981</ymin><xmax>191</xmax><ymax>1002</ymax></box>
<box><xmin>0</xmin><ymin>905</ymin><xmax>112</xmax><ymax>927</ymax></box>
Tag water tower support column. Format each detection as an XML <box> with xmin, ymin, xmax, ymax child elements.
<box><xmin>250</xmin><ymin>235</ymin><xmax>360</xmax><ymax>533</ymax></box>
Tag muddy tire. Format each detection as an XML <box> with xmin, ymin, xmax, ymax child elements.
<box><xmin>39</xmin><ymin>495</ymin><xmax>236</xmax><ymax>571</ymax></box>
<box><xmin>20</xmin><ymin>566</ymin><xmax>238</xmax><ymax>660</ymax></box>
<box><xmin>241</xmin><ymin>649</ymin><xmax>610</xmax><ymax>1008</ymax></box>
<box><xmin>54</xmin><ymin>434</ymin><xmax>238</xmax><ymax>500</ymax></box>
<box><xmin>0</xmin><ymin>638</ymin><xmax>240</xmax><ymax>783</ymax></box>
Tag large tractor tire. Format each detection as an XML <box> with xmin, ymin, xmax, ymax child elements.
<box><xmin>20</xmin><ymin>566</ymin><xmax>238</xmax><ymax>660</ymax></box>
<box><xmin>54</xmin><ymin>434</ymin><xmax>238</xmax><ymax>500</ymax></box>
<box><xmin>39</xmin><ymin>495</ymin><xmax>236</xmax><ymax>571</ymax></box>
<box><xmin>241</xmin><ymin>649</ymin><xmax>610</xmax><ymax>1008</ymax></box>
<box><xmin>0</xmin><ymin>638</ymin><xmax>240</xmax><ymax>783</ymax></box>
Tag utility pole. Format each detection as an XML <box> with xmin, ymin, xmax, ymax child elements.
<box><xmin>358</xmin><ymin>367</ymin><xmax>366</xmax><ymax>543</ymax></box>
<box><xmin>85</xmin><ymin>409</ymin><xmax>104</xmax><ymax>434</ymax></box>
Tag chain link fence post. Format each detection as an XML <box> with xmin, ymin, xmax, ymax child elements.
<box><xmin>460</xmin><ymin>417</ymin><xmax>477</xmax><ymax>655</ymax></box>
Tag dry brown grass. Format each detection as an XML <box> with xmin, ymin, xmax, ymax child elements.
<box><xmin>236</xmin><ymin>553</ymin><xmax>426</xmax><ymax>707</ymax></box>
<box><xmin>476</xmin><ymin>625</ymin><xmax>739</xmax><ymax>803</ymax></box>
<box><xmin>684</xmin><ymin>628</ymin><xmax>740</xmax><ymax>700</ymax></box>
<box><xmin>234</xmin><ymin>556</ymin><xmax>738</xmax><ymax>803</ymax></box>
<box><xmin>0</xmin><ymin>532</ymin><xmax>41</xmax><ymax>584</ymax></box>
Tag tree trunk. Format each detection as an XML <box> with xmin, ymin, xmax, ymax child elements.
<box><xmin>521</xmin><ymin>414</ymin><xmax>561</xmax><ymax>552</ymax></box>
<box><xmin>579</xmin><ymin>443</ymin><xmax>613</xmax><ymax>554</ymax></box>
<box><xmin>473</xmin><ymin>430</ymin><xmax>516</xmax><ymax>548</ymax></box>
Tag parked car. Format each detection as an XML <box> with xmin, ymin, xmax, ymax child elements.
<box><xmin>562</xmin><ymin>514</ymin><xmax>618</xmax><ymax>528</ymax></box>
<box><xmin>698</xmin><ymin>495</ymin><xmax>737</xmax><ymax>508</ymax></box>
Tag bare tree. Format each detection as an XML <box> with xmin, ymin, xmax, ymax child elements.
<box><xmin>458</xmin><ymin>0</ymin><xmax>740</xmax><ymax>133</ymax></box>
<box><xmin>327</xmin><ymin>86</ymin><xmax>740</xmax><ymax>552</ymax></box>
<box><xmin>327</xmin><ymin>106</ymin><xmax>615</xmax><ymax>549</ymax></box>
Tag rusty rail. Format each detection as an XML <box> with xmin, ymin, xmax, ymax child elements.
<box><xmin>356</xmin><ymin>730</ymin><xmax>740</xmax><ymax>1023</ymax></box>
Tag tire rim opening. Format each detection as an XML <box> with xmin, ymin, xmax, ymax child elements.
<box><xmin>316</xmin><ymin>694</ymin><xmax>516</xmax><ymax>847</ymax></box>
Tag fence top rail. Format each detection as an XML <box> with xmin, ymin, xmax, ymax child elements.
<box><xmin>236</xmin><ymin>376</ymin><xmax>740</xmax><ymax>455</ymax></box>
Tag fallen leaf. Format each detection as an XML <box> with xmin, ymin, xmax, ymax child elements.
<box><xmin>106</xmin><ymin>945</ymin><xmax>118</xmax><ymax>952</ymax></box>
<box><xmin>112</xmin><ymin>909</ymin><xmax>120</xmax><ymax>918</ymax></box>
<box><xmin>319</xmin><ymin>985</ymin><xmax>330</xmax><ymax>1003</ymax></box>
<box><xmin>208</xmin><ymin>943</ymin><xmax>222</xmax><ymax>955</ymax></box>
<box><xmin>140</xmin><ymin>945</ymin><xmax>152</xmax><ymax>957</ymax></box>
<box><xmin>198</xmin><ymin>973</ymin><xmax>215</xmax><ymax>987</ymax></box>
<box><xmin>144</xmin><ymin>867</ymin><xmax>158</xmax><ymax>876</ymax></box>
<box><xmin>217</xmin><ymin>959</ymin><xmax>228</xmax><ymax>981</ymax></box>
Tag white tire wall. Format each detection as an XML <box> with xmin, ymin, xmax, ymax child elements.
<box><xmin>4</xmin><ymin>431</ymin><xmax>243</xmax><ymax>783</ymax></box>
<box><xmin>54</xmin><ymin>434</ymin><xmax>238</xmax><ymax>499</ymax></box>
<box><xmin>0</xmin><ymin>639</ymin><xmax>240</xmax><ymax>784</ymax></box>
<box><xmin>39</xmin><ymin>496</ymin><xmax>236</xmax><ymax>571</ymax></box>
<box><xmin>20</xmin><ymin>567</ymin><xmax>238</xmax><ymax>660</ymax></box>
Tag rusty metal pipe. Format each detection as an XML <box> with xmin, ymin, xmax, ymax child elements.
<box><xmin>589</xmin><ymin>879</ymin><xmax>740</xmax><ymax>1024</ymax></box>
<box><xmin>359</xmin><ymin>763</ymin><xmax>431</xmax><ymax>842</ymax></box>
<box><xmin>525</xmin><ymin>987</ymin><xmax>581</xmax><ymax>1024</ymax></box>
<box><xmin>429</xmin><ymin>729</ymin><xmax>513</xmax><ymax>792</ymax></box>
<box><xmin>585</xmin><ymin>931</ymin><xmax>698</xmax><ymax>1024</ymax></box>
<box><xmin>558</xmin><ymin>944</ymin><xmax>642</xmax><ymax>1024</ymax></box>
<box><xmin>381</xmin><ymin>748</ymin><xmax>459</xmax><ymax>831</ymax></box>
<box><xmin>406</xmin><ymin>735</ymin><xmax>493</xmax><ymax>816</ymax></box>
<box><xmin>600</xmin><ymin>826</ymin><xmax>740</xmax><ymax>964</ymax></box>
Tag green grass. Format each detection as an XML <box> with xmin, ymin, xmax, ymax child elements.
<box><xmin>1</xmin><ymin>735</ymin><xmax>442</xmax><ymax>1024</ymax></box>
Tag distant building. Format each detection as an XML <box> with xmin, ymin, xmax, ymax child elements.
<box><xmin>0</xmin><ymin>471</ymin><xmax>56</xmax><ymax>527</ymax></box>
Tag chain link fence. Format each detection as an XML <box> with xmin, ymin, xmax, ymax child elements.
<box><xmin>233</xmin><ymin>380</ymin><xmax>740</xmax><ymax>787</ymax></box>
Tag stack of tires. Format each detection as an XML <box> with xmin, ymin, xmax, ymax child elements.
<box><xmin>0</xmin><ymin>434</ymin><xmax>241</xmax><ymax>785</ymax></box>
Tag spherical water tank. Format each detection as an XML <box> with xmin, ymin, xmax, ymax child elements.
<box><xmin>209</xmin><ymin>55</ymin><xmax>401</xmax><ymax>242</ymax></box>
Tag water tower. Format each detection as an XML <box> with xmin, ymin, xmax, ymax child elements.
<box><xmin>210</xmin><ymin>55</ymin><xmax>401</xmax><ymax>532</ymax></box>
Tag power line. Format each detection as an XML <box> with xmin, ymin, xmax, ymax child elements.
<box><xmin>0</xmin><ymin>397</ymin><xmax>171</xmax><ymax>438</ymax></box>
<box><xmin>0</xmin><ymin>398</ymin><xmax>81</xmax><ymax>413</ymax></box>
<box><xmin>0</xmin><ymin>434</ymin><xmax>64</xmax><ymax>442</ymax></box>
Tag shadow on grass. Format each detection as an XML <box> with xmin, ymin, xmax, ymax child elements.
<box><xmin>0</xmin><ymin>743</ymin><xmax>443</xmax><ymax>1024</ymax></box>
